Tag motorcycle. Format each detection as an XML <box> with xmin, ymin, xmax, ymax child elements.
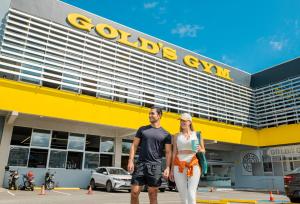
<box><xmin>8</xmin><ymin>169</ymin><xmax>19</xmax><ymax>190</ymax></box>
<box><xmin>20</xmin><ymin>171</ymin><xmax>35</xmax><ymax>191</ymax></box>
<box><xmin>45</xmin><ymin>171</ymin><xmax>55</xmax><ymax>190</ymax></box>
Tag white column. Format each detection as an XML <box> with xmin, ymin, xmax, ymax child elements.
<box><xmin>0</xmin><ymin>122</ymin><xmax>13</xmax><ymax>187</ymax></box>
<box><xmin>114</xmin><ymin>137</ymin><xmax>122</xmax><ymax>167</ymax></box>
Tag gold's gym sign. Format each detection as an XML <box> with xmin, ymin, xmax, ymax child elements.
<box><xmin>67</xmin><ymin>13</ymin><xmax>233</xmax><ymax>81</ymax></box>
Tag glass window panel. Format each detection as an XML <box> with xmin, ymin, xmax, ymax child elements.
<box><xmin>48</xmin><ymin>150</ymin><xmax>67</xmax><ymax>168</ymax></box>
<box><xmin>121</xmin><ymin>155</ymin><xmax>129</xmax><ymax>170</ymax></box>
<box><xmin>108</xmin><ymin>168</ymin><xmax>128</xmax><ymax>175</ymax></box>
<box><xmin>101</xmin><ymin>137</ymin><xmax>114</xmax><ymax>153</ymax></box>
<box><xmin>51</xmin><ymin>131</ymin><xmax>68</xmax><ymax>149</ymax></box>
<box><xmin>31</xmin><ymin>129</ymin><xmax>51</xmax><ymax>147</ymax></box>
<box><xmin>294</xmin><ymin>161</ymin><xmax>300</xmax><ymax>169</ymax></box>
<box><xmin>122</xmin><ymin>139</ymin><xmax>132</xmax><ymax>154</ymax></box>
<box><xmin>61</xmin><ymin>73</ymin><xmax>79</xmax><ymax>93</ymax></box>
<box><xmin>100</xmin><ymin>154</ymin><xmax>113</xmax><ymax>167</ymax></box>
<box><xmin>28</xmin><ymin>148</ymin><xmax>48</xmax><ymax>168</ymax></box>
<box><xmin>68</xmin><ymin>133</ymin><xmax>85</xmax><ymax>150</ymax></box>
<box><xmin>263</xmin><ymin>162</ymin><xmax>273</xmax><ymax>172</ymax></box>
<box><xmin>293</xmin><ymin>156</ymin><xmax>300</xmax><ymax>161</ymax></box>
<box><xmin>272</xmin><ymin>156</ymin><xmax>281</xmax><ymax>162</ymax></box>
<box><xmin>84</xmin><ymin>153</ymin><xmax>99</xmax><ymax>169</ymax></box>
<box><xmin>85</xmin><ymin>135</ymin><xmax>100</xmax><ymax>152</ymax></box>
<box><xmin>7</xmin><ymin>147</ymin><xmax>29</xmax><ymax>166</ymax></box>
<box><xmin>66</xmin><ymin>151</ymin><xmax>83</xmax><ymax>169</ymax></box>
<box><xmin>11</xmin><ymin>126</ymin><xmax>32</xmax><ymax>146</ymax></box>
<box><xmin>20</xmin><ymin>64</ymin><xmax>42</xmax><ymax>85</ymax></box>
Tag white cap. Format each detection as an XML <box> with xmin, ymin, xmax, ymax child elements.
<box><xmin>179</xmin><ymin>113</ymin><xmax>192</xmax><ymax>122</ymax></box>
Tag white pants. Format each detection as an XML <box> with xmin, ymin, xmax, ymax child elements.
<box><xmin>174</xmin><ymin>165</ymin><xmax>200</xmax><ymax>204</ymax></box>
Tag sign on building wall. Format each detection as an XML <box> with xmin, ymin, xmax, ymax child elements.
<box><xmin>240</xmin><ymin>150</ymin><xmax>262</xmax><ymax>176</ymax></box>
<box><xmin>267</xmin><ymin>145</ymin><xmax>300</xmax><ymax>157</ymax></box>
<box><xmin>66</xmin><ymin>13</ymin><xmax>233</xmax><ymax>81</ymax></box>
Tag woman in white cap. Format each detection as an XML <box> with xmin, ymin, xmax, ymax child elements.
<box><xmin>169</xmin><ymin>113</ymin><xmax>205</xmax><ymax>204</ymax></box>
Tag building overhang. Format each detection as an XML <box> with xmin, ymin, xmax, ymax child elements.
<box><xmin>0</xmin><ymin>78</ymin><xmax>299</xmax><ymax>147</ymax></box>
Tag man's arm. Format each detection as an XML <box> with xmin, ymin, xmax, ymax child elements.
<box><xmin>163</xmin><ymin>143</ymin><xmax>172</xmax><ymax>179</ymax></box>
<box><xmin>127</xmin><ymin>137</ymin><xmax>140</xmax><ymax>173</ymax></box>
<box><xmin>165</xmin><ymin>144</ymin><xmax>172</xmax><ymax>169</ymax></box>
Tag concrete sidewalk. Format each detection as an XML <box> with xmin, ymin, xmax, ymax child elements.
<box><xmin>0</xmin><ymin>188</ymin><xmax>291</xmax><ymax>204</ymax></box>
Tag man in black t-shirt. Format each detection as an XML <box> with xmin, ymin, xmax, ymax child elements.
<box><xmin>128</xmin><ymin>106</ymin><xmax>172</xmax><ymax>204</ymax></box>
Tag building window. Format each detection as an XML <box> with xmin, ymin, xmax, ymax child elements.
<box><xmin>263</xmin><ymin>162</ymin><xmax>273</xmax><ymax>173</ymax></box>
<box><xmin>7</xmin><ymin>147</ymin><xmax>29</xmax><ymax>166</ymax></box>
<box><xmin>84</xmin><ymin>153</ymin><xmax>99</xmax><ymax>169</ymax></box>
<box><xmin>61</xmin><ymin>74</ymin><xmax>79</xmax><ymax>93</ymax></box>
<box><xmin>28</xmin><ymin>148</ymin><xmax>48</xmax><ymax>168</ymax></box>
<box><xmin>9</xmin><ymin>126</ymin><xmax>115</xmax><ymax>169</ymax></box>
<box><xmin>66</xmin><ymin>151</ymin><xmax>83</xmax><ymax>169</ymax></box>
<box><xmin>85</xmin><ymin>135</ymin><xmax>100</xmax><ymax>152</ymax></box>
<box><xmin>20</xmin><ymin>64</ymin><xmax>42</xmax><ymax>85</ymax></box>
<box><xmin>81</xmin><ymin>78</ymin><xmax>97</xmax><ymax>97</ymax></box>
<box><xmin>101</xmin><ymin>137</ymin><xmax>114</xmax><ymax>153</ymax></box>
<box><xmin>11</xmin><ymin>126</ymin><xmax>32</xmax><ymax>146</ymax></box>
<box><xmin>68</xmin><ymin>133</ymin><xmax>85</xmax><ymax>150</ymax></box>
<box><xmin>48</xmin><ymin>150</ymin><xmax>67</xmax><ymax>168</ymax></box>
<box><xmin>42</xmin><ymin>68</ymin><xmax>62</xmax><ymax>89</ymax></box>
<box><xmin>51</xmin><ymin>131</ymin><xmax>68</xmax><ymax>149</ymax></box>
<box><xmin>31</xmin><ymin>129</ymin><xmax>51</xmax><ymax>147</ymax></box>
<box><xmin>122</xmin><ymin>139</ymin><xmax>132</xmax><ymax>154</ymax></box>
<box><xmin>100</xmin><ymin>154</ymin><xmax>113</xmax><ymax>167</ymax></box>
<box><xmin>121</xmin><ymin>155</ymin><xmax>129</xmax><ymax>170</ymax></box>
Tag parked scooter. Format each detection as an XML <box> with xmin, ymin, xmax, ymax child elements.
<box><xmin>8</xmin><ymin>169</ymin><xmax>19</xmax><ymax>190</ymax></box>
<box><xmin>20</xmin><ymin>171</ymin><xmax>35</xmax><ymax>191</ymax></box>
<box><xmin>45</xmin><ymin>171</ymin><xmax>55</xmax><ymax>190</ymax></box>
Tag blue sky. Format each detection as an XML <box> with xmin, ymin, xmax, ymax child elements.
<box><xmin>62</xmin><ymin>0</ymin><xmax>300</xmax><ymax>73</ymax></box>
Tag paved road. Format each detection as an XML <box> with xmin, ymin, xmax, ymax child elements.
<box><xmin>0</xmin><ymin>188</ymin><xmax>292</xmax><ymax>204</ymax></box>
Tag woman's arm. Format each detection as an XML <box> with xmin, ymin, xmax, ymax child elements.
<box><xmin>172</xmin><ymin>134</ymin><xmax>178</xmax><ymax>168</ymax></box>
<box><xmin>199</xmin><ymin>135</ymin><xmax>206</xmax><ymax>153</ymax></box>
<box><xmin>169</xmin><ymin>133</ymin><xmax>178</xmax><ymax>181</ymax></box>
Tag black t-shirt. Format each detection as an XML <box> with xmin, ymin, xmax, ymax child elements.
<box><xmin>135</xmin><ymin>125</ymin><xmax>172</xmax><ymax>163</ymax></box>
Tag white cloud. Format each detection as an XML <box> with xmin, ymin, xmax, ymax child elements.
<box><xmin>144</xmin><ymin>2</ymin><xmax>158</xmax><ymax>9</ymax></box>
<box><xmin>171</xmin><ymin>24</ymin><xmax>204</xmax><ymax>38</ymax></box>
<box><xmin>269</xmin><ymin>40</ymin><xmax>287</xmax><ymax>51</ymax></box>
<box><xmin>221</xmin><ymin>55</ymin><xmax>234</xmax><ymax>65</ymax></box>
<box><xmin>269</xmin><ymin>41</ymin><xmax>283</xmax><ymax>51</ymax></box>
<box><xmin>257</xmin><ymin>36</ymin><xmax>288</xmax><ymax>52</ymax></box>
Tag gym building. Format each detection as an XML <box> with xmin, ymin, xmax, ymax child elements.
<box><xmin>0</xmin><ymin>0</ymin><xmax>299</xmax><ymax>190</ymax></box>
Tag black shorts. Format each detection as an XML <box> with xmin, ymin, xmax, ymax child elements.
<box><xmin>131</xmin><ymin>162</ymin><xmax>162</xmax><ymax>187</ymax></box>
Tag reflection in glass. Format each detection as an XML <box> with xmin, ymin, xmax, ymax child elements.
<box><xmin>101</xmin><ymin>138</ymin><xmax>114</xmax><ymax>153</ymax></box>
<box><xmin>11</xmin><ymin>126</ymin><xmax>32</xmax><ymax>146</ymax></box>
<box><xmin>8</xmin><ymin>147</ymin><xmax>29</xmax><ymax>166</ymax></box>
<box><xmin>49</xmin><ymin>150</ymin><xmax>67</xmax><ymax>168</ymax></box>
<box><xmin>51</xmin><ymin>131</ymin><xmax>68</xmax><ymax>149</ymax></box>
<box><xmin>84</xmin><ymin>153</ymin><xmax>99</xmax><ymax>169</ymax></box>
<box><xmin>31</xmin><ymin>129</ymin><xmax>51</xmax><ymax>147</ymax></box>
<box><xmin>85</xmin><ymin>135</ymin><xmax>100</xmax><ymax>152</ymax></box>
<box><xmin>108</xmin><ymin>168</ymin><xmax>128</xmax><ymax>175</ymax></box>
<box><xmin>28</xmin><ymin>148</ymin><xmax>48</xmax><ymax>168</ymax></box>
<box><xmin>100</xmin><ymin>154</ymin><xmax>113</xmax><ymax>166</ymax></box>
<box><xmin>67</xmin><ymin>151</ymin><xmax>83</xmax><ymax>169</ymax></box>
<box><xmin>122</xmin><ymin>139</ymin><xmax>132</xmax><ymax>154</ymax></box>
<box><xmin>68</xmin><ymin>133</ymin><xmax>85</xmax><ymax>150</ymax></box>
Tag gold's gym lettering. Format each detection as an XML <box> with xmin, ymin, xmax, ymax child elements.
<box><xmin>67</xmin><ymin>13</ymin><xmax>232</xmax><ymax>81</ymax></box>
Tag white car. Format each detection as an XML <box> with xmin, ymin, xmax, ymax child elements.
<box><xmin>90</xmin><ymin>167</ymin><xmax>132</xmax><ymax>192</ymax></box>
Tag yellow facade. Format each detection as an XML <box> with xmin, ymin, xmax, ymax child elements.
<box><xmin>0</xmin><ymin>78</ymin><xmax>299</xmax><ymax>147</ymax></box>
